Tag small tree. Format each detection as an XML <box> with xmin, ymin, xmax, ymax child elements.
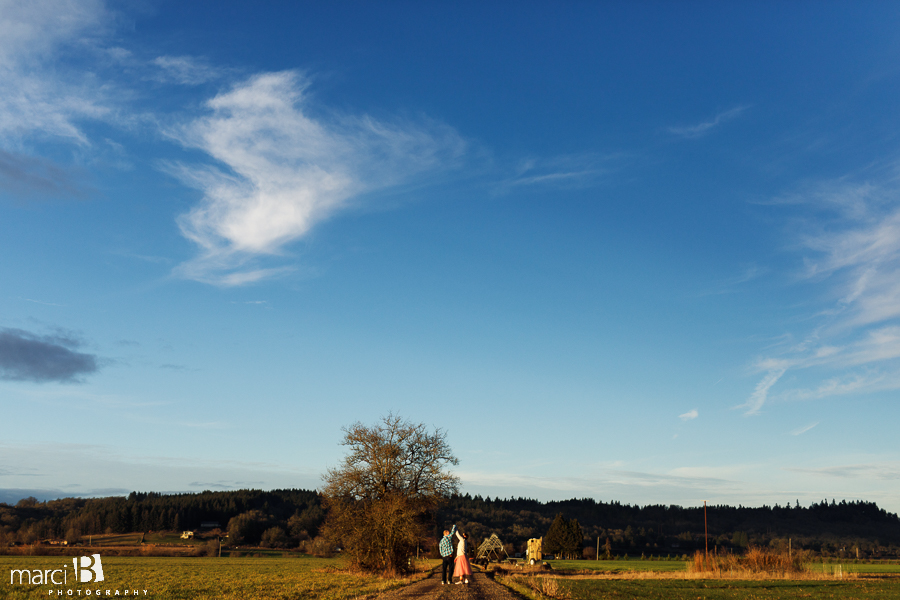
<box><xmin>544</xmin><ymin>514</ymin><xmax>584</xmax><ymax>559</ymax></box>
<box><xmin>65</xmin><ymin>527</ymin><xmax>81</xmax><ymax>546</ymax></box>
<box><xmin>322</xmin><ymin>414</ymin><xmax>459</xmax><ymax>575</ymax></box>
<box><xmin>226</xmin><ymin>510</ymin><xmax>266</xmax><ymax>546</ymax></box>
<box><xmin>261</xmin><ymin>526</ymin><xmax>289</xmax><ymax>548</ymax></box>
<box><xmin>543</xmin><ymin>514</ymin><xmax>567</xmax><ymax>557</ymax></box>
<box><xmin>566</xmin><ymin>518</ymin><xmax>584</xmax><ymax>559</ymax></box>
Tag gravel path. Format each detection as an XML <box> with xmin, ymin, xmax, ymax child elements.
<box><xmin>374</xmin><ymin>570</ymin><xmax>527</xmax><ymax>600</ymax></box>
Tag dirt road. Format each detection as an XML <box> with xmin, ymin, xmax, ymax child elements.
<box><xmin>375</xmin><ymin>570</ymin><xmax>526</xmax><ymax>600</ymax></box>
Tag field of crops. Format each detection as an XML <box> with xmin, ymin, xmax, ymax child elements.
<box><xmin>0</xmin><ymin>555</ymin><xmax>423</xmax><ymax>600</ymax></box>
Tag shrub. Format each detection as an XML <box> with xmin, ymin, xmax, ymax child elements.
<box><xmin>300</xmin><ymin>536</ymin><xmax>334</xmax><ymax>558</ymax></box>
<box><xmin>689</xmin><ymin>547</ymin><xmax>808</xmax><ymax>575</ymax></box>
<box><xmin>261</xmin><ymin>527</ymin><xmax>288</xmax><ymax>549</ymax></box>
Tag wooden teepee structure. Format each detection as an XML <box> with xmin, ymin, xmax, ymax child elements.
<box><xmin>476</xmin><ymin>533</ymin><xmax>509</xmax><ymax>563</ymax></box>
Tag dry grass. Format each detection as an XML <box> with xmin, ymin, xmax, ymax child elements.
<box><xmin>501</xmin><ymin>575</ymin><xmax>572</xmax><ymax>600</ymax></box>
<box><xmin>502</xmin><ymin>548</ymin><xmax>858</xmax><ymax>584</ymax></box>
<box><xmin>687</xmin><ymin>547</ymin><xmax>811</xmax><ymax>577</ymax></box>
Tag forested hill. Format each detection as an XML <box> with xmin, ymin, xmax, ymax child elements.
<box><xmin>2</xmin><ymin>490</ymin><xmax>899</xmax><ymax>557</ymax></box>
<box><xmin>436</xmin><ymin>496</ymin><xmax>900</xmax><ymax>557</ymax></box>
<box><xmin>0</xmin><ymin>489</ymin><xmax>323</xmax><ymax>547</ymax></box>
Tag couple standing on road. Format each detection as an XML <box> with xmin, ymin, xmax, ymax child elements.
<box><xmin>439</xmin><ymin>524</ymin><xmax>472</xmax><ymax>585</ymax></box>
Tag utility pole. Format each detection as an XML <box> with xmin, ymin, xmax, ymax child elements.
<box><xmin>597</xmin><ymin>537</ymin><xmax>600</xmax><ymax>562</ymax></box>
<box><xmin>704</xmin><ymin>501</ymin><xmax>709</xmax><ymax>570</ymax></box>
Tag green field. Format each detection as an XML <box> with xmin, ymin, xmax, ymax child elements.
<box><xmin>0</xmin><ymin>555</ymin><xmax>421</xmax><ymax>600</ymax></box>
<box><xmin>547</xmin><ymin>558</ymin><xmax>689</xmax><ymax>572</ymax></box>
<box><xmin>546</xmin><ymin>558</ymin><xmax>900</xmax><ymax>575</ymax></box>
<box><xmin>5</xmin><ymin>555</ymin><xmax>900</xmax><ymax>600</ymax></box>
<box><xmin>501</xmin><ymin>560</ymin><xmax>900</xmax><ymax>600</ymax></box>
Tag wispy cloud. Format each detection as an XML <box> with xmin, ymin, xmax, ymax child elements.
<box><xmin>159</xmin><ymin>363</ymin><xmax>188</xmax><ymax>371</ymax></box>
<box><xmin>0</xmin><ymin>0</ymin><xmax>112</xmax><ymax>146</ymax></box>
<box><xmin>791</xmin><ymin>422</ymin><xmax>819</xmax><ymax>436</ymax></box>
<box><xmin>739</xmin><ymin>360</ymin><xmax>789</xmax><ymax>415</ymax></box>
<box><xmin>19</xmin><ymin>297</ymin><xmax>65</xmax><ymax>307</ymax></box>
<box><xmin>151</xmin><ymin>55</ymin><xmax>224</xmax><ymax>85</ymax></box>
<box><xmin>744</xmin><ymin>170</ymin><xmax>900</xmax><ymax>412</ymax></box>
<box><xmin>679</xmin><ymin>409</ymin><xmax>699</xmax><ymax>421</ymax></box>
<box><xmin>698</xmin><ymin>264</ymin><xmax>767</xmax><ymax>297</ymax></box>
<box><xmin>497</xmin><ymin>153</ymin><xmax>622</xmax><ymax>192</ymax></box>
<box><xmin>169</xmin><ymin>70</ymin><xmax>465</xmax><ymax>285</ymax></box>
<box><xmin>787</xmin><ymin>462</ymin><xmax>900</xmax><ymax>480</ymax></box>
<box><xmin>0</xmin><ymin>327</ymin><xmax>98</xmax><ymax>383</ymax></box>
<box><xmin>668</xmin><ymin>106</ymin><xmax>748</xmax><ymax>139</ymax></box>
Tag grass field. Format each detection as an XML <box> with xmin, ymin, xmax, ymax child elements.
<box><xmin>5</xmin><ymin>554</ymin><xmax>900</xmax><ymax>600</ymax></box>
<box><xmin>557</xmin><ymin>578</ymin><xmax>900</xmax><ymax>599</ymax></box>
<box><xmin>546</xmin><ymin>558</ymin><xmax>688</xmax><ymax>572</ymax></box>
<box><xmin>546</xmin><ymin>558</ymin><xmax>900</xmax><ymax>575</ymax></box>
<box><xmin>501</xmin><ymin>559</ymin><xmax>900</xmax><ymax>600</ymax></box>
<box><xmin>0</xmin><ymin>555</ymin><xmax>425</xmax><ymax>600</ymax></box>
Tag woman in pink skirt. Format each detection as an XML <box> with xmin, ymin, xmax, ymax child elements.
<box><xmin>453</xmin><ymin>530</ymin><xmax>472</xmax><ymax>584</ymax></box>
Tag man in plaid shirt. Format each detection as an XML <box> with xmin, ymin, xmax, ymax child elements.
<box><xmin>439</xmin><ymin>524</ymin><xmax>457</xmax><ymax>584</ymax></box>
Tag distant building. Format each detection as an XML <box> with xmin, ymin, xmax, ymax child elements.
<box><xmin>200</xmin><ymin>522</ymin><xmax>220</xmax><ymax>529</ymax></box>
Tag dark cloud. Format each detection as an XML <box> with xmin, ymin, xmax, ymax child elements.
<box><xmin>188</xmin><ymin>481</ymin><xmax>264</xmax><ymax>489</ymax></box>
<box><xmin>0</xmin><ymin>327</ymin><xmax>99</xmax><ymax>382</ymax></box>
<box><xmin>0</xmin><ymin>488</ymin><xmax>131</xmax><ymax>505</ymax></box>
<box><xmin>0</xmin><ymin>150</ymin><xmax>83</xmax><ymax>199</ymax></box>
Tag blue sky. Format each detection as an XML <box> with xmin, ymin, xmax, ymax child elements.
<box><xmin>3</xmin><ymin>0</ymin><xmax>900</xmax><ymax>512</ymax></box>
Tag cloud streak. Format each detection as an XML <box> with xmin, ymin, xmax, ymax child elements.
<box><xmin>151</xmin><ymin>55</ymin><xmax>225</xmax><ymax>85</ymax></box>
<box><xmin>668</xmin><ymin>106</ymin><xmax>748</xmax><ymax>139</ymax></box>
<box><xmin>0</xmin><ymin>327</ymin><xmax>98</xmax><ymax>383</ymax></box>
<box><xmin>496</xmin><ymin>153</ymin><xmax>623</xmax><ymax>192</ymax></box>
<box><xmin>170</xmin><ymin>71</ymin><xmax>464</xmax><ymax>285</ymax></box>
<box><xmin>791</xmin><ymin>422</ymin><xmax>819</xmax><ymax>436</ymax></box>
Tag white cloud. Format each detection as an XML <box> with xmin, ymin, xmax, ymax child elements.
<box><xmin>739</xmin><ymin>361</ymin><xmax>788</xmax><ymax>415</ymax></box>
<box><xmin>668</xmin><ymin>106</ymin><xmax>748</xmax><ymax>139</ymax></box>
<box><xmin>151</xmin><ymin>55</ymin><xmax>223</xmax><ymax>85</ymax></box>
<box><xmin>170</xmin><ymin>71</ymin><xmax>465</xmax><ymax>285</ymax></box>
<box><xmin>679</xmin><ymin>409</ymin><xmax>698</xmax><ymax>421</ymax></box>
<box><xmin>0</xmin><ymin>0</ymin><xmax>111</xmax><ymax>146</ymax></box>
<box><xmin>496</xmin><ymin>152</ymin><xmax>623</xmax><ymax>192</ymax></box>
<box><xmin>790</xmin><ymin>422</ymin><xmax>819</xmax><ymax>436</ymax></box>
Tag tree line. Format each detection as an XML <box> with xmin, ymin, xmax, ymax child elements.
<box><xmin>434</xmin><ymin>495</ymin><xmax>900</xmax><ymax>558</ymax></box>
<box><xmin>3</xmin><ymin>489</ymin><xmax>900</xmax><ymax>558</ymax></box>
<box><xmin>0</xmin><ymin>489</ymin><xmax>324</xmax><ymax>548</ymax></box>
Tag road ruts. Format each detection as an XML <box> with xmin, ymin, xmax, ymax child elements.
<box><xmin>373</xmin><ymin>571</ymin><xmax>526</xmax><ymax>600</ymax></box>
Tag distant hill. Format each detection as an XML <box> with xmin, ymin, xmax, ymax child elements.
<box><xmin>436</xmin><ymin>495</ymin><xmax>900</xmax><ymax>558</ymax></box>
<box><xmin>2</xmin><ymin>490</ymin><xmax>898</xmax><ymax>558</ymax></box>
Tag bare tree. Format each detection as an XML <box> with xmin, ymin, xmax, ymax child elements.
<box><xmin>322</xmin><ymin>414</ymin><xmax>459</xmax><ymax>575</ymax></box>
